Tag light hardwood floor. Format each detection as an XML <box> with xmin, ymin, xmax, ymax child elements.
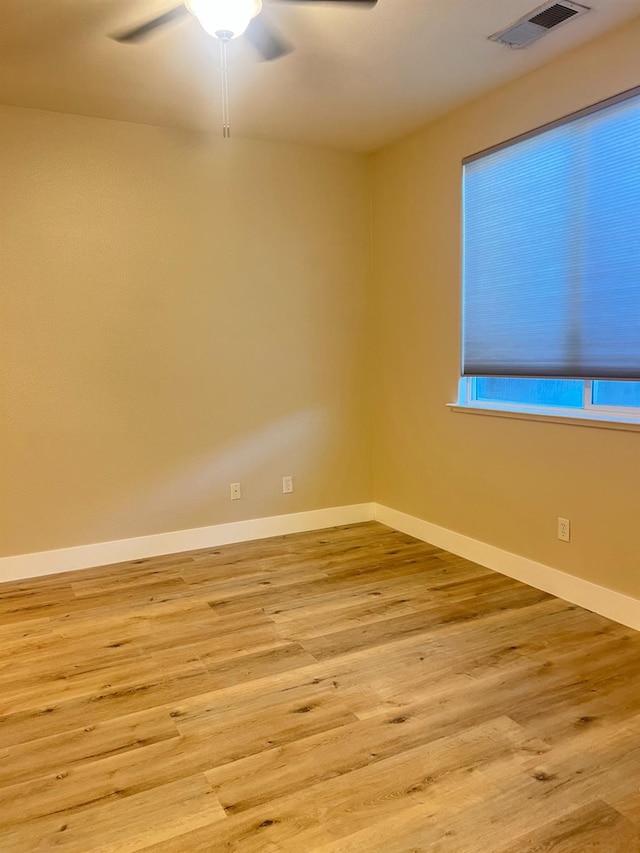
<box><xmin>1</xmin><ymin>521</ymin><xmax>639</xmax><ymax>852</ymax></box>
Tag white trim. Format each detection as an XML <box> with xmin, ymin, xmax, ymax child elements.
<box><xmin>5</xmin><ymin>501</ymin><xmax>637</xmax><ymax>633</ymax></box>
<box><xmin>0</xmin><ymin>504</ymin><xmax>375</xmax><ymax>585</ymax></box>
<box><xmin>449</xmin><ymin>403</ymin><xmax>640</xmax><ymax>433</ymax></box>
<box><xmin>374</xmin><ymin>504</ymin><xmax>640</xmax><ymax>632</ymax></box>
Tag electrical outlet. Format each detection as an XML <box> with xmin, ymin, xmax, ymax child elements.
<box><xmin>230</xmin><ymin>483</ymin><xmax>242</xmax><ymax>501</ymax></box>
<box><xmin>282</xmin><ymin>476</ymin><xmax>293</xmax><ymax>494</ymax></box>
<box><xmin>557</xmin><ymin>517</ymin><xmax>570</xmax><ymax>542</ymax></box>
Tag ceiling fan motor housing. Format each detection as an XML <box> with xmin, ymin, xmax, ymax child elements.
<box><xmin>186</xmin><ymin>0</ymin><xmax>263</xmax><ymax>39</ymax></box>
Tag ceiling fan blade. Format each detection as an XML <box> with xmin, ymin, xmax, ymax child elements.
<box><xmin>245</xmin><ymin>16</ymin><xmax>293</xmax><ymax>62</ymax></box>
<box><xmin>274</xmin><ymin>0</ymin><xmax>377</xmax><ymax>5</ymax></box>
<box><xmin>111</xmin><ymin>6</ymin><xmax>190</xmax><ymax>44</ymax></box>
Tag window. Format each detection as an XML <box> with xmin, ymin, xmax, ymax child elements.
<box><xmin>459</xmin><ymin>85</ymin><xmax>640</xmax><ymax>425</ymax></box>
<box><xmin>461</xmin><ymin>376</ymin><xmax>640</xmax><ymax>422</ymax></box>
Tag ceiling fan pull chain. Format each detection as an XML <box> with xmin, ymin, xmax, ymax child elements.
<box><xmin>218</xmin><ymin>31</ymin><xmax>232</xmax><ymax>138</ymax></box>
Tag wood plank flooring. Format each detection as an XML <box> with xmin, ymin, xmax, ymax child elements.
<box><xmin>1</xmin><ymin>521</ymin><xmax>639</xmax><ymax>851</ymax></box>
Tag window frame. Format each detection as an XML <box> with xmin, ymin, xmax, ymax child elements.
<box><xmin>585</xmin><ymin>382</ymin><xmax>640</xmax><ymax>419</ymax></box>
<box><xmin>457</xmin><ymin>377</ymin><xmax>640</xmax><ymax>426</ymax></box>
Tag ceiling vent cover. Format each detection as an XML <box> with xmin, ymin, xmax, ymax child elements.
<box><xmin>490</xmin><ymin>1</ymin><xmax>590</xmax><ymax>48</ymax></box>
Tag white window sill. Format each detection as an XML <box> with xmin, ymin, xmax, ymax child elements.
<box><xmin>448</xmin><ymin>403</ymin><xmax>640</xmax><ymax>433</ymax></box>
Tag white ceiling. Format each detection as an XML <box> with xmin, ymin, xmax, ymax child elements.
<box><xmin>1</xmin><ymin>0</ymin><xmax>639</xmax><ymax>150</ymax></box>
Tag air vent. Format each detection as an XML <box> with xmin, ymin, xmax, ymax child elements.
<box><xmin>490</xmin><ymin>1</ymin><xmax>590</xmax><ymax>49</ymax></box>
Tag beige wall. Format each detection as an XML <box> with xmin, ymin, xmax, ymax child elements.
<box><xmin>1</xmin><ymin>106</ymin><xmax>372</xmax><ymax>555</ymax></box>
<box><xmin>372</xmin><ymin>17</ymin><xmax>640</xmax><ymax>599</ymax></box>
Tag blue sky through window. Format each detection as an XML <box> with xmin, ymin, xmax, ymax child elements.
<box><xmin>474</xmin><ymin>378</ymin><xmax>583</xmax><ymax>408</ymax></box>
<box><xmin>473</xmin><ymin>378</ymin><xmax>640</xmax><ymax>410</ymax></box>
<box><xmin>592</xmin><ymin>381</ymin><xmax>640</xmax><ymax>408</ymax></box>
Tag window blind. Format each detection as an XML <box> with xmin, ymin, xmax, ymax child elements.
<box><xmin>462</xmin><ymin>88</ymin><xmax>640</xmax><ymax>379</ymax></box>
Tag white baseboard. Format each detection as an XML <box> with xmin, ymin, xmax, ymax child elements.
<box><xmin>0</xmin><ymin>503</ymin><xmax>375</xmax><ymax>585</ymax></box>
<box><xmin>374</xmin><ymin>504</ymin><xmax>640</xmax><ymax>632</ymax></box>
<box><xmin>5</xmin><ymin>500</ymin><xmax>637</xmax><ymax>633</ymax></box>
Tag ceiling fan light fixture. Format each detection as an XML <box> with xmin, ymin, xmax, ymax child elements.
<box><xmin>186</xmin><ymin>0</ymin><xmax>262</xmax><ymax>39</ymax></box>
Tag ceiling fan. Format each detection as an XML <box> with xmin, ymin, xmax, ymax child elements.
<box><xmin>112</xmin><ymin>0</ymin><xmax>377</xmax><ymax>61</ymax></box>
<box><xmin>112</xmin><ymin>0</ymin><xmax>377</xmax><ymax>137</ymax></box>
